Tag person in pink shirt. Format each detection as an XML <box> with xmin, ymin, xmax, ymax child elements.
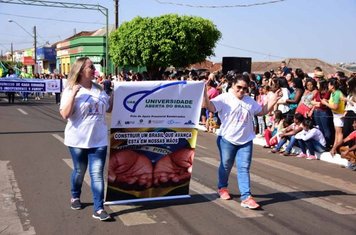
<box><xmin>207</xmin><ymin>79</ymin><xmax>220</xmax><ymax>99</ymax></box>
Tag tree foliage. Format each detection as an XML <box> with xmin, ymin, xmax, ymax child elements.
<box><xmin>109</xmin><ymin>14</ymin><xmax>221</xmax><ymax>72</ymax></box>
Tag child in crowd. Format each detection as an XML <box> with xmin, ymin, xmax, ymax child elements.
<box><xmin>295</xmin><ymin>119</ymin><xmax>326</xmax><ymax>160</ymax></box>
<box><xmin>334</xmin><ymin>119</ymin><xmax>356</xmax><ymax>170</ymax></box>
<box><xmin>256</xmin><ymin>86</ymin><xmax>267</xmax><ymax>136</ymax></box>
<box><xmin>205</xmin><ymin>111</ymin><xmax>218</xmax><ymax>133</ymax></box>
<box><xmin>264</xmin><ymin>110</ymin><xmax>284</xmax><ymax>148</ymax></box>
<box><xmin>271</xmin><ymin>113</ymin><xmax>304</xmax><ymax>156</ymax></box>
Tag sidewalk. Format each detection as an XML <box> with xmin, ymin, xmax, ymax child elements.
<box><xmin>197</xmin><ymin>125</ymin><xmax>348</xmax><ymax>167</ymax></box>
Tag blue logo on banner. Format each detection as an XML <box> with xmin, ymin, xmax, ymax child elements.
<box><xmin>123</xmin><ymin>81</ymin><xmax>187</xmax><ymax>113</ymax></box>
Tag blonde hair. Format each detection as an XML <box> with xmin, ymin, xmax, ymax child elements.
<box><xmin>67</xmin><ymin>56</ymin><xmax>102</xmax><ymax>91</ymax></box>
<box><xmin>67</xmin><ymin>57</ymin><xmax>89</xmax><ymax>88</ymax></box>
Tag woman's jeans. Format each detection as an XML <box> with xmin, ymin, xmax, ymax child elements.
<box><xmin>297</xmin><ymin>139</ymin><xmax>325</xmax><ymax>155</ymax></box>
<box><xmin>217</xmin><ymin>136</ymin><xmax>253</xmax><ymax>200</ymax></box>
<box><xmin>69</xmin><ymin>146</ymin><xmax>107</xmax><ymax>212</ymax></box>
<box><xmin>313</xmin><ymin>109</ymin><xmax>333</xmax><ymax>147</ymax></box>
<box><xmin>274</xmin><ymin>136</ymin><xmax>296</xmax><ymax>154</ymax></box>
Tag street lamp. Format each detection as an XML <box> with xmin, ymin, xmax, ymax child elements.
<box><xmin>8</xmin><ymin>19</ymin><xmax>37</xmax><ymax>74</ymax></box>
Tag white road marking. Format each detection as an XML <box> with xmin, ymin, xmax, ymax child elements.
<box><xmin>109</xmin><ymin>205</ymin><xmax>156</xmax><ymax>226</ymax></box>
<box><xmin>196</xmin><ymin>144</ymin><xmax>207</xmax><ymax>149</ymax></box>
<box><xmin>189</xmin><ymin>179</ymin><xmax>264</xmax><ymax>218</ymax></box>
<box><xmin>196</xmin><ymin>157</ymin><xmax>356</xmax><ymax>215</ymax></box>
<box><xmin>52</xmin><ymin>134</ymin><xmax>64</xmax><ymax>143</ymax></box>
<box><xmin>254</xmin><ymin>158</ymin><xmax>356</xmax><ymax>194</ymax></box>
<box><xmin>0</xmin><ymin>161</ymin><xmax>36</xmax><ymax>235</ymax></box>
<box><xmin>17</xmin><ymin>108</ymin><xmax>28</xmax><ymax>115</ymax></box>
<box><xmin>62</xmin><ymin>159</ymin><xmax>157</xmax><ymax>226</ymax></box>
<box><xmin>56</xmin><ymin>134</ymin><xmax>355</xmax><ymax>221</ymax></box>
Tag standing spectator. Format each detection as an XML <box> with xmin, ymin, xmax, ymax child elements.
<box><xmin>321</xmin><ymin>78</ymin><xmax>345</xmax><ymax>155</ymax></box>
<box><xmin>55</xmin><ymin>74</ymin><xmax>62</xmax><ymax>105</ymax></box>
<box><xmin>342</xmin><ymin>77</ymin><xmax>356</xmax><ymax>142</ymax></box>
<box><xmin>285</xmin><ymin>78</ymin><xmax>304</xmax><ymax>122</ymax></box>
<box><xmin>296</xmin><ymin>78</ymin><xmax>318</xmax><ymax>118</ymax></box>
<box><xmin>249</xmin><ymin>81</ymin><xmax>260</xmax><ymax>134</ymax></box>
<box><xmin>34</xmin><ymin>73</ymin><xmax>42</xmax><ymax>100</ymax></box>
<box><xmin>59</xmin><ymin>57</ymin><xmax>113</xmax><ymax>221</ymax></box>
<box><xmin>275</xmin><ymin>78</ymin><xmax>291</xmax><ymax>118</ymax></box>
<box><xmin>262</xmin><ymin>71</ymin><xmax>272</xmax><ymax>87</ymax></box>
<box><xmin>102</xmin><ymin>76</ymin><xmax>113</xmax><ymax>96</ymax></box>
<box><xmin>203</xmin><ymin>73</ymin><xmax>281</xmax><ymax>209</ymax></box>
<box><xmin>217</xmin><ymin>75</ymin><xmax>228</xmax><ymax>94</ymax></box>
<box><xmin>335</xmin><ymin>71</ymin><xmax>348</xmax><ymax>96</ymax></box>
<box><xmin>5</xmin><ymin>68</ymin><xmax>16</xmax><ymax>103</ymax></box>
<box><xmin>311</xmin><ymin>79</ymin><xmax>333</xmax><ymax>148</ymax></box>
<box><xmin>280</xmin><ymin>61</ymin><xmax>290</xmax><ymax>76</ymax></box>
<box><xmin>256</xmin><ymin>86</ymin><xmax>267</xmax><ymax>136</ymax></box>
<box><xmin>295</xmin><ymin>119</ymin><xmax>326</xmax><ymax>160</ymax></box>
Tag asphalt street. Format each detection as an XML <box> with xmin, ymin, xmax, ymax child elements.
<box><xmin>0</xmin><ymin>93</ymin><xmax>355</xmax><ymax>235</ymax></box>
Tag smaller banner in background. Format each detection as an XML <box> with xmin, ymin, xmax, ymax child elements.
<box><xmin>106</xmin><ymin>81</ymin><xmax>204</xmax><ymax>204</ymax></box>
<box><xmin>0</xmin><ymin>78</ymin><xmax>61</xmax><ymax>93</ymax></box>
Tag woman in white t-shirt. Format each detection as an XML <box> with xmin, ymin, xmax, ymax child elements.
<box><xmin>203</xmin><ymin>73</ymin><xmax>281</xmax><ymax>210</ymax></box>
<box><xmin>59</xmin><ymin>57</ymin><xmax>113</xmax><ymax>221</ymax></box>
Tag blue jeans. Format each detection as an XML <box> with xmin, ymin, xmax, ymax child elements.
<box><xmin>313</xmin><ymin>109</ymin><xmax>333</xmax><ymax>147</ymax></box>
<box><xmin>297</xmin><ymin>139</ymin><xmax>325</xmax><ymax>155</ymax></box>
<box><xmin>217</xmin><ymin>136</ymin><xmax>253</xmax><ymax>200</ymax></box>
<box><xmin>274</xmin><ymin>136</ymin><xmax>297</xmax><ymax>154</ymax></box>
<box><xmin>69</xmin><ymin>146</ymin><xmax>107</xmax><ymax>212</ymax></box>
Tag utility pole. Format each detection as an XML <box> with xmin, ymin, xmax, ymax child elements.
<box><xmin>115</xmin><ymin>0</ymin><xmax>119</xmax><ymax>28</ymax></box>
<box><xmin>33</xmin><ymin>26</ymin><xmax>37</xmax><ymax>74</ymax></box>
<box><xmin>114</xmin><ymin>0</ymin><xmax>119</xmax><ymax>77</ymax></box>
<box><xmin>11</xmin><ymin>42</ymin><xmax>14</xmax><ymax>62</ymax></box>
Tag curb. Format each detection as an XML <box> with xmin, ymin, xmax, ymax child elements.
<box><xmin>197</xmin><ymin>125</ymin><xmax>348</xmax><ymax>167</ymax></box>
<box><xmin>253</xmin><ymin>136</ymin><xmax>348</xmax><ymax>167</ymax></box>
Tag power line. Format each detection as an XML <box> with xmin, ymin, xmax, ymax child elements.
<box><xmin>154</xmin><ymin>0</ymin><xmax>286</xmax><ymax>8</ymax></box>
<box><xmin>0</xmin><ymin>12</ymin><xmax>104</xmax><ymax>25</ymax></box>
<box><xmin>218</xmin><ymin>43</ymin><xmax>284</xmax><ymax>58</ymax></box>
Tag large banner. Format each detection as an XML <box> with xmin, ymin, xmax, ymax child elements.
<box><xmin>0</xmin><ymin>78</ymin><xmax>61</xmax><ymax>93</ymax></box>
<box><xmin>105</xmin><ymin>81</ymin><xmax>205</xmax><ymax>204</ymax></box>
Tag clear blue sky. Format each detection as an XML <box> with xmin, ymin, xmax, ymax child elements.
<box><xmin>1</xmin><ymin>0</ymin><xmax>355</xmax><ymax>64</ymax></box>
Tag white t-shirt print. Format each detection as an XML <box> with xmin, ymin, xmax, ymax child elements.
<box><xmin>60</xmin><ymin>85</ymin><xmax>110</xmax><ymax>148</ymax></box>
<box><xmin>211</xmin><ymin>91</ymin><xmax>262</xmax><ymax>145</ymax></box>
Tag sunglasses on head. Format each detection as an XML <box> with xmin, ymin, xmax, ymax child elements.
<box><xmin>236</xmin><ymin>85</ymin><xmax>249</xmax><ymax>92</ymax></box>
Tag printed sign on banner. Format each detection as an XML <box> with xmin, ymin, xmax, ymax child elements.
<box><xmin>105</xmin><ymin>81</ymin><xmax>205</xmax><ymax>204</ymax></box>
<box><xmin>0</xmin><ymin>78</ymin><xmax>61</xmax><ymax>93</ymax></box>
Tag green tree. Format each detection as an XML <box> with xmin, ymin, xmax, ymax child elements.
<box><xmin>109</xmin><ymin>14</ymin><xmax>221</xmax><ymax>78</ymax></box>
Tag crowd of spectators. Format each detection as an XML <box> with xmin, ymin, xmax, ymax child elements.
<box><xmin>104</xmin><ymin>62</ymin><xmax>355</xmax><ymax>171</ymax></box>
<box><xmin>3</xmin><ymin>63</ymin><xmax>356</xmax><ymax>170</ymax></box>
<box><xmin>186</xmin><ymin>62</ymin><xmax>355</xmax><ymax>171</ymax></box>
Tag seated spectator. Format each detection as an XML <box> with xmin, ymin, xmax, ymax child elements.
<box><xmin>205</xmin><ymin>111</ymin><xmax>218</xmax><ymax>133</ymax></box>
<box><xmin>271</xmin><ymin>113</ymin><xmax>304</xmax><ymax>156</ymax></box>
<box><xmin>334</xmin><ymin>120</ymin><xmax>356</xmax><ymax>171</ymax></box>
<box><xmin>264</xmin><ymin>110</ymin><xmax>284</xmax><ymax>148</ymax></box>
<box><xmin>269</xmin><ymin>119</ymin><xmax>290</xmax><ymax>149</ymax></box>
<box><xmin>295</xmin><ymin>119</ymin><xmax>326</xmax><ymax>160</ymax></box>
